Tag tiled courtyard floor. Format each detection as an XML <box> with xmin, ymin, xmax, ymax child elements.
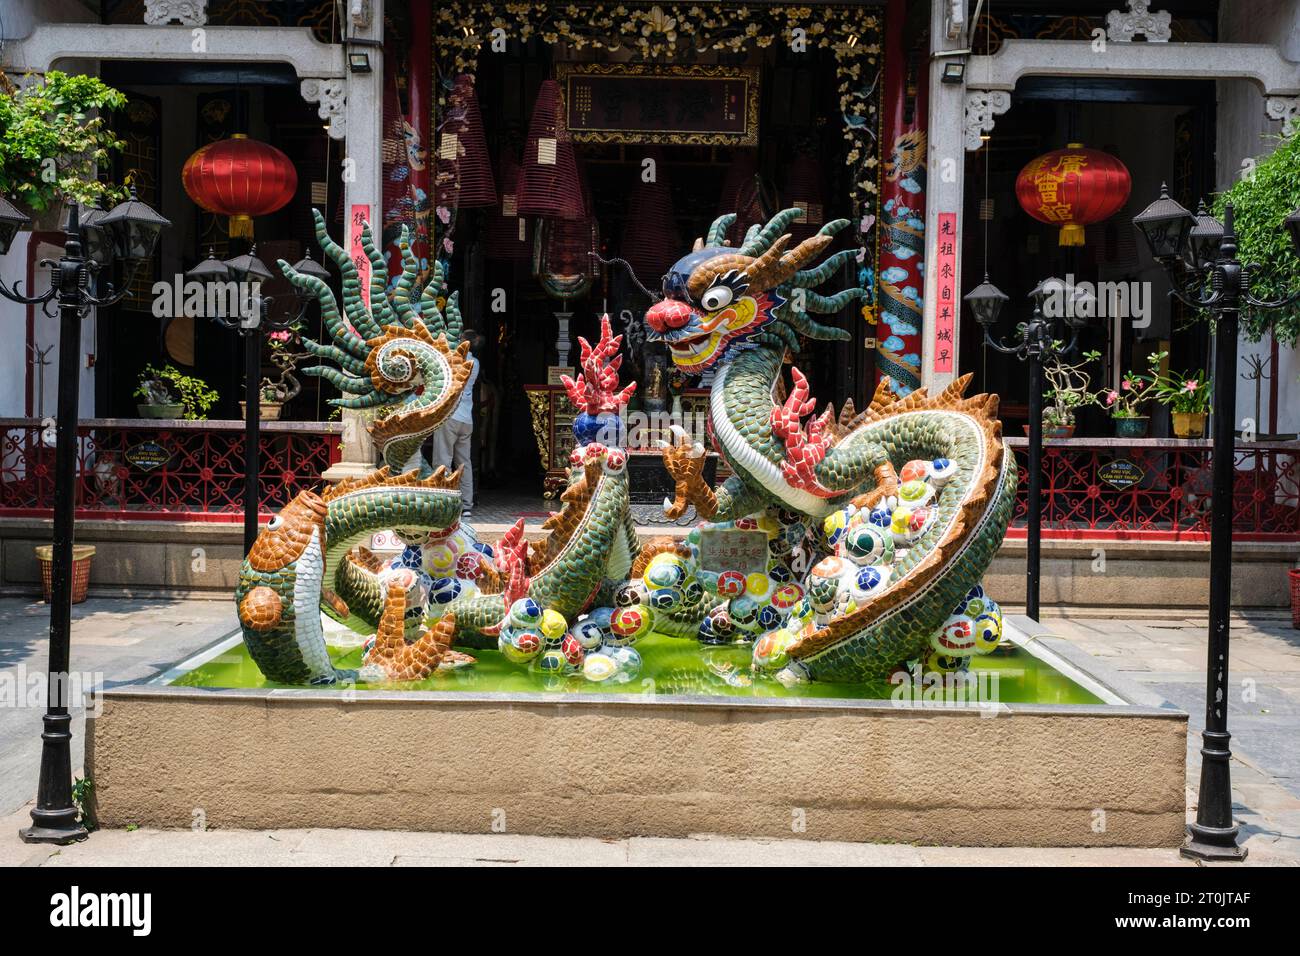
<box><xmin>0</xmin><ymin>597</ymin><xmax>1296</xmax><ymax>866</ymax></box>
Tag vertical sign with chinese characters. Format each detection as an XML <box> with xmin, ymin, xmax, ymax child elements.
<box><xmin>933</xmin><ymin>212</ymin><xmax>958</xmax><ymax>374</ymax></box>
<box><xmin>349</xmin><ymin>204</ymin><xmax>372</xmax><ymax>309</ymax></box>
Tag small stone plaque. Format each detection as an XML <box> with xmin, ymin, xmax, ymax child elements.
<box><xmin>698</xmin><ymin>527</ymin><xmax>769</xmax><ymax>575</ymax></box>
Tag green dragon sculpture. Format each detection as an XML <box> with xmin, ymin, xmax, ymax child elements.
<box><xmin>234</xmin><ymin>206</ymin><xmax>1014</xmax><ymax>689</ymax></box>
<box><xmin>642</xmin><ymin>208</ymin><xmax>1016</xmax><ymax>682</ymax></box>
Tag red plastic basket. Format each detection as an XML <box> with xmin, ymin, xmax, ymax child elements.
<box><xmin>1290</xmin><ymin>568</ymin><xmax>1300</xmax><ymax>629</ymax></box>
<box><xmin>36</xmin><ymin>545</ymin><xmax>95</xmax><ymax>605</ymax></box>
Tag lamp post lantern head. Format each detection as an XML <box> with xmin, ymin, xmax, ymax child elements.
<box><xmin>1133</xmin><ymin>182</ymin><xmax>1194</xmax><ymax>264</ymax></box>
<box><xmin>222</xmin><ymin>245</ymin><xmax>275</xmax><ymax>284</ymax></box>
<box><xmin>99</xmin><ymin>186</ymin><xmax>171</xmax><ymax>261</ymax></box>
<box><xmin>0</xmin><ymin>195</ymin><xmax>31</xmax><ymax>257</ymax></box>
<box><xmin>185</xmin><ymin>247</ymin><xmax>232</xmax><ymax>283</ymax></box>
<box><xmin>1188</xmin><ymin>201</ymin><xmax>1225</xmax><ymax>272</ymax></box>
<box><xmin>964</xmin><ymin>274</ymin><xmax>1009</xmax><ymax>328</ymax></box>
<box><xmin>73</xmin><ymin>202</ymin><xmax>115</xmax><ymax>270</ymax></box>
<box><xmin>290</xmin><ymin>248</ymin><xmax>331</xmax><ymax>283</ymax></box>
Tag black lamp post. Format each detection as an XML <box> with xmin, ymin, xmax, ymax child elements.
<box><xmin>0</xmin><ymin>188</ymin><xmax>170</xmax><ymax>844</ymax></box>
<box><xmin>965</xmin><ymin>274</ymin><xmax>1089</xmax><ymax>620</ymax></box>
<box><xmin>1134</xmin><ymin>183</ymin><xmax>1300</xmax><ymax>861</ymax></box>
<box><xmin>186</xmin><ymin>247</ymin><xmax>327</xmax><ymax>553</ymax></box>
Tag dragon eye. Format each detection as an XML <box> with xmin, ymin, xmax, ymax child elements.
<box><xmin>700</xmin><ymin>285</ymin><xmax>734</xmax><ymax>312</ymax></box>
<box><xmin>267</xmin><ymin>515</ymin><xmax>284</xmax><ymax>531</ymax></box>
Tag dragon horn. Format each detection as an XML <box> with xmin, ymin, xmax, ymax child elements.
<box><xmin>741</xmin><ymin>234</ymin><xmax>792</xmax><ymax>290</ymax></box>
<box><xmin>706</xmin><ymin>213</ymin><xmax>736</xmax><ymax>247</ymax></box>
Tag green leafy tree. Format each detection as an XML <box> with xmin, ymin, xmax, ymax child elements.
<box><xmin>0</xmin><ymin>71</ymin><xmax>128</xmax><ymax>211</ymax></box>
<box><xmin>1213</xmin><ymin>129</ymin><xmax>1300</xmax><ymax>345</ymax></box>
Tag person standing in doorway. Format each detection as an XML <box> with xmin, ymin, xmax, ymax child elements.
<box><xmin>436</xmin><ymin>330</ymin><xmax>482</xmax><ymax>516</ymax></box>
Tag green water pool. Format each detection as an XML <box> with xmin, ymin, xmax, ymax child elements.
<box><xmin>169</xmin><ymin>632</ymin><xmax>1104</xmax><ymax>705</ymax></box>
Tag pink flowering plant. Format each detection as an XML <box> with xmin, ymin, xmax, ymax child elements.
<box><xmin>1152</xmin><ymin>366</ymin><xmax>1212</xmax><ymax>414</ymax></box>
<box><xmin>1097</xmin><ymin>349</ymin><xmax>1166</xmax><ymax>419</ymax></box>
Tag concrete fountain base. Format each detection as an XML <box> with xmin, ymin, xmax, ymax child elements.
<box><xmin>85</xmin><ymin>617</ymin><xmax>1187</xmax><ymax>846</ymax></box>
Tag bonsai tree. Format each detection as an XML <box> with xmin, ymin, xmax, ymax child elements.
<box><xmin>261</xmin><ymin>329</ymin><xmax>306</xmax><ymax>405</ymax></box>
<box><xmin>1213</xmin><ymin>128</ymin><xmax>1300</xmax><ymax>345</ymax></box>
<box><xmin>1041</xmin><ymin>348</ymin><xmax>1100</xmax><ymax>430</ymax></box>
<box><xmin>0</xmin><ymin>71</ymin><xmax>128</xmax><ymax>213</ymax></box>
<box><xmin>134</xmin><ymin>364</ymin><xmax>218</xmax><ymax>421</ymax></box>
<box><xmin>1098</xmin><ymin>350</ymin><xmax>1167</xmax><ymax>419</ymax></box>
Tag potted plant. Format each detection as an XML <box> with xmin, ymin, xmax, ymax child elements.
<box><xmin>134</xmin><ymin>364</ymin><xmax>218</xmax><ymax>420</ymax></box>
<box><xmin>1098</xmin><ymin>350</ymin><xmax>1167</xmax><ymax>438</ymax></box>
<box><xmin>1029</xmin><ymin>349</ymin><xmax>1100</xmax><ymax>439</ymax></box>
<box><xmin>0</xmin><ymin>71</ymin><xmax>128</xmax><ymax>229</ymax></box>
<box><xmin>1153</xmin><ymin>367</ymin><xmax>1212</xmax><ymax>438</ymax></box>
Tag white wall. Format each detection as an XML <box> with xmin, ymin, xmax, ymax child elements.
<box><xmin>2</xmin><ymin>0</ymin><xmax>120</xmax><ymax>419</ymax></box>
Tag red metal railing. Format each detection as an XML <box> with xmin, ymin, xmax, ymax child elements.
<box><xmin>0</xmin><ymin>418</ymin><xmax>342</xmax><ymax>523</ymax></box>
<box><xmin>1</xmin><ymin>422</ymin><xmax>1295</xmax><ymax>540</ymax></box>
<box><xmin>1004</xmin><ymin>437</ymin><xmax>1300</xmax><ymax>541</ymax></box>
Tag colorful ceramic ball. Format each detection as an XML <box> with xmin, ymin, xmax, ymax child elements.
<box><xmin>898</xmin><ymin>479</ymin><xmax>932</xmax><ymax>505</ymax></box>
<box><xmin>908</xmin><ymin>507</ymin><xmax>931</xmax><ymax>534</ymax></box>
<box><xmin>694</xmin><ymin>568</ymin><xmax>720</xmax><ymax>594</ymax></box>
<box><xmin>707</xmin><ymin>605</ymin><xmax>736</xmax><ymax>637</ymax></box>
<box><xmin>648</xmin><ymin>585</ymin><xmax>683</xmax><ymax>611</ymax></box>
<box><xmin>808</xmin><ymin>576</ymin><xmax>840</xmax><ymax>613</ymax></box>
<box><xmin>644</xmin><ymin>552</ymin><xmax>688</xmax><ymax>590</ymax></box>
<box><xmin>813</xmin><ymin>555</ymin><xmax>845</xmax><ymax>579</ymax></box>
<box><xmin>583</xmin><ymin>652</ymin><xmax>619</xmax><ymax>682</ymax></box>
<box><xmin>923</xmin><ymin>647</ymin><xmax>967</xmax><ymax>674</ymax></box>
<box><xmin>931</xmin><ymin>615</ymin><xmax>975</xmax><ymax>656</ymax></box>
<box><xmin>899</xmin><ymin>459</ymin><xmax>930</xmax><ymax>484</ymax></box>
<box><xmin>499</xmin><ymin>629</ymin><xmax>542</xmax><ymax>664</ymax></box>
<box><xmin>716</xmin><ymin>570</ymin><xmax>746</xmax><ymax>598</ymax></box>
<box><xmin>429</xmin><ymin>576</ymin><xmax>462</xmax><ymax>605</ymax></box>
<box><xmin>585</xmin><ymin>606</ymin><xmax>614</xmax><ymax>630</ymax></box>
<box><xmin>540</xmin><ymin>608</ymin><xmax>568</xmax><ymax>643</ymax></box>
<box><xmin>867</xmin><ymin>506</ymin><xmax>893</xmax><ymax>529</ymax></box>
<box><xmin>605</xmin><ymin>644</ymin><xmax>642</xmax><ymax>680</ymax></box>
<box><xmin>959</xmin><ymin>585</ymin><xmax>989</xmax><ymax>618</ymax></box>
<box><xmin>508</xmin><ymin>597</ymin><xmax>543</xmax><ymax>628</ymax></box>
<box><xmin>770</xmin><ymin>582</ymin><xmax>804</xmax><ymax>610</ymax></box>
<box><xmin>471</xmin><ymin>541</ymin><xmax>494</xmax><ymax>560</ymax></box>
<box><xmin>424</xmin><ymin>541</ymin><xmax>460</xmax><ymax>575</ymax></box>
<box><xmin>758</xmin><ymin>604</ymin><xmax>783</xmax><ymax>630</ymax></box>
<box><xmin>889</xmin><ymin>507</ymin><xmax>914</xmax><ymax>536</ymax></box>
<box><xmin>973</xmin><ymin>611</ymin><xmax>1003</xmax><ymax>655</ymax></box>
<box><xmin>768</xmin><ymin>563</ymin><xmax>794</xmax><ymax>584</ymax></box>
<box><xmin>682</xmin><ymin>579</ymin><xmax>705</xmax><ymax>605</ymax></box>
<box><xmin>729</xmin><ymin>594</ymin><xmax>762</xmax><ymax>631</ymax></box>
<box><xmin>609</xmin><ymin>605</ymin><xmax>651</xmax><ymax>644</ymax></box>
<box><xmin>822</xmin><ymin>509</ymin><xmax>850</xmax><ymax>546</ymax></box>
<box><xmin>571</xmin><ymin>619</ymin><xmax>607</xmax><ymax>651</ymax></box>
<box><xmin>744</xmin><ymin>572</ymin><xmax>773</xmax><ymax>602</ymax></box>
<box><xmin>752</xmin><ymin>629</ymin><xmax>793</xmax><ymax>670</ymax></box>
<box><xmin>614</xmin><ymin>580</ymin><xmax>648</xmax><ymax>607</ymax></box>
<box><xmin>929</xmin><ymin>457</ymin><xmax>958</xmax><ymax>484</ymax></box>
<box><xmin>536</xmin><ymin>648</ymin><xmax>570</xmax><ymax>673</ymax></box>
<box><xmin>844</xmin><ymin>525</ymin><xmax>892</xmax><ymax>566</ymax></box>
<box><xmin>851</xmin><ymin>565</ymin><xmax>889</xmax><ymax>601</ymax></box>
<box><xmin>560</xmin><ymin>633</ymin><xmax>586</xmax><ymax>666</ymax></box>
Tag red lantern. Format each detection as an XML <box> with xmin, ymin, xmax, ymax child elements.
<box><xmin>1015</xmin><ymin>144</ymin><xmax>1131</xmax><ymax>247</ymax></box>
<box><xmin>182</xmin><ymin>134</ymin><xmax>298</xmax><ymax>238</ymax></box>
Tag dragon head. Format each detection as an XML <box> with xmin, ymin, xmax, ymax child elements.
<box><xmin>645</xmin><ymin>208</ymin><xmax>863</xmax><ymax>373</ymax></box>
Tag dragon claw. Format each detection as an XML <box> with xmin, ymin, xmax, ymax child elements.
<box><xmin>770</xmin><ymin>366</ymin><xmax>837</xmax><ymax>498</ymax></box>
